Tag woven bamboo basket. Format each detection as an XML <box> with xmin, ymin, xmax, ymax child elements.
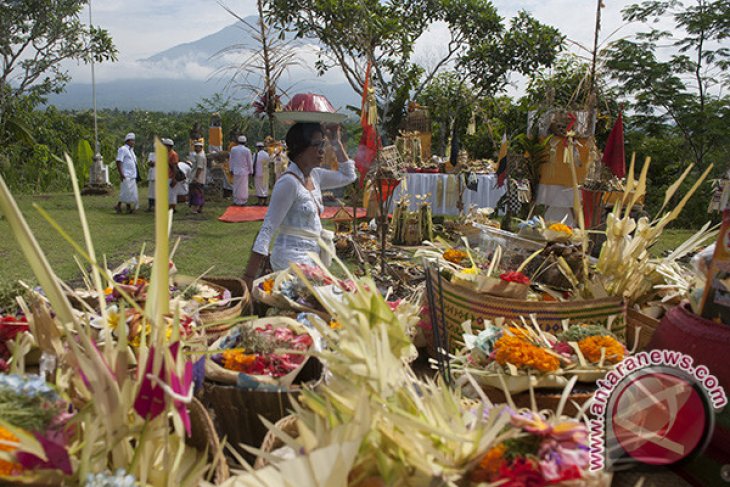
<box><xmin>201</xmin><ymin>317</ymin><xmax>323</xmax><ymax>463</ymax></box>
<box><xmin>253</xmin><ymin>414</ymin><xmax>300</xmax><ymax>469</ymax></box>
<box><xmin>481</xmin><ymin>384</ymin><xmax>596</xmax><ymax>417</ymax></box>
<box><xmin>186</xmin><ymin>396</ymin><xmax>230</xmax><ymax>484</ymax></box>
<box><xmin>201</xmin><ymin>357</ymin><xmax>322</xmax><ymax>464</ymax></box>
<box><xmin>625</xmin><ymin>307</ymin><xmax>660</xmax><ymax>352</ymax></box>
<box><xmin>253</xmin><ymin>272</ymin><xmax>331</xmax><ymax>322</ymax></box>
<box><xmin>424</xmin><ymin>269</ymin><xmax>625</xmax><ymax>356</ymax></box>
<box><xmin>205</xmin><ymin>317</ymin><xmax>315</xmax><ymax>386</ymax></box>
<box><xmin>201</xmin><ymin>277</ymin><xmax>251</xmax><ymax>341</ymax></box>
<box><xmin>252</xmin><ymin>272</ymin><xmax>288</xmax><ymax>309</ymax></box>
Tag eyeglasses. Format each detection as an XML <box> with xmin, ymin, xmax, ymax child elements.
<box><xmin>309</xmin><ymin>140</ymin><xmax>326</xmax><ymax>150</ymax></box>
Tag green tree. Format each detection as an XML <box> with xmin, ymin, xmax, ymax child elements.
<box><xmin>417</xmin><ymin>72</ymin><xmax>474</xmax><ymax>156</ymax></box>
<box><xmin>0</xmin><ymin>0</ymin><xmax>117</xmax><ymax>146</ymax></box>
<box><xmin>603</xmin><ymin>0</ymin><xmax>730</xmax><ymax>169</ymax></box>
<box><xmin>266</xmin><ymin>0</ymin><xmax>563</xmax><ymax>141</ymax></box>
<box><xmin>215</xmin><ymin>1</ymin><xmax>302</xmax><ymax>139</ymax></box>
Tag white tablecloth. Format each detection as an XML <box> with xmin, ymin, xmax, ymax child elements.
<box><xmin>390</xmin><ymin>173</ymin><xmax>506</xmax><ymax>216</ymax></box>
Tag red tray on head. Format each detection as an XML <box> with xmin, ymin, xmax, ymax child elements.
<box><xmin>275</xmin><ymin>93</ymin><xmax>347</xmax><ymax>124</ymax></box>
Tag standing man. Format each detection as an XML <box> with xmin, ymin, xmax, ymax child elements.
<box><xmin>115</xmin><ymin>132</ymin><xmax>139</xmax><ymax>214</ymax></box>
<box><xmin>189</xmin><ymin>140</ymin><xmax>207</xmax><ymax>213</ymax></box>
<box><xmin>146</xmin><ymin>152</ymin><xmax>156</xmax><ymax>212</ymax></box>
<box><xmin>252</xmin><ymin>141</ymin><xmax>270</xmax><ymax>205</ymax></box>
<box><xmin>162</xmin><ymin>138</ymin><xmax>180</xmax><ymax>212</ymax></box>
<box><xmin>228</xmin><ymin>135</ymin><xmax>252</xmax><ymax>206</ymax></box>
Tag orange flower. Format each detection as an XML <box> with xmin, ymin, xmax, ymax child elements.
<box><xmin>578</xmin><ymin>335</ymin><xmax>625</xmax><ymax>364</ymax></box>
<box><xmin>471</xmin><ymin>443</ymin><xmax>506</xmax><ymax>482</ymax></box>
<box><xmin>548</xmin><ymin>222</ymin><xmax>573</xmax><ymax>235</ymax></box>
<box><xmin>494</xmin><ymin>331</ymin><xmax>560</xmax><ymax>372</ymax></box>
<box><xmin>222</xmin><ymin>349</ymin><xmax>257</xmax><ymax>372</ymax></box>
<box><xmin>0</xmin><ymin>427</ymin><xmax>23</xmax><ymax>477</ymax></box>
<box><xmin>262</xmin><ymin>278</ymin><xmax>275</xmax><ymax>294</ymax></box>
<box><xmin>443</xmin><ymin>248</ymin><xmax>468</xmax><ymax>265</ymax></box>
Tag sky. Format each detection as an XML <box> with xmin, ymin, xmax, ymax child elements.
<box><xmin>70</xmin><ymin>0</ymin><xmax>645</xmax><ymax>88</ymax></box>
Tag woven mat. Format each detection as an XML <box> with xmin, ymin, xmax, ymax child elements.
<box><xmin>218</xmin><ymin>206</ymin><xmax>366</xmax><ymax>223</ymax></box>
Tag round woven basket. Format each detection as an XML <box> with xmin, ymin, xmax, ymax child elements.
<box><xmin>205</xmin><ymin>316</ymin><xmax>314</xmax><ymax>386</ymax></box>
<box><xmin>424</xmin><ymin>268</ymin><xmax>625</xmax><ymax>356</ymax></box>
<box><xmin>253</xmin><ymin>272</ymin><xmax>331</xmax><ymax>321</ymax></box>
<box><xmin>201</xmin><ymin>276</ymin><xmax>251</xmax><ymax>341</ymax></box>
<box><xmin>200</xmin><ymin>357</ymin><xmax>322</xmax><ymax>465</ymax></box>
<box><xmin>253</xmin><ymin>414</ymin><xmax>300</xmax><ymax>469</ymax></box>
<box><xmin>252</xmin><ymin>272</ymin><xmax>288</xmax><ymax>308</ymax></box>
<box><xmin>481</xmin><ymin>384</ymin><xmax>596</xmax><ymax>417</ymax></box>
<box><xmin>185</xmin><ymin>396</ymin><xmax>230</xmax><ymax>484</ymax></box>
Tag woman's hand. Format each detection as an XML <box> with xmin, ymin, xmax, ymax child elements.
<box><xmin>325</xmin><ymin>123</ymin><xmax>348</xmax><ymax>162</ymax></box>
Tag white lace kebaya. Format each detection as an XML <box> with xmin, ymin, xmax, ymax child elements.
<box><xmin>252</xmin><ymin>160</ymin><xmax>357</xmax><ymax>270</ymax></box>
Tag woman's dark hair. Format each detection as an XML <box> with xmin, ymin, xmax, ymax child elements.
<box><xmin>285</xmin><ymin>122</ymin><xmax>323</xmax><ymax>161</ymax></box>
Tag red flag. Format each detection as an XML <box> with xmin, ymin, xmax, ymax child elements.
<box><xmin>495</xmin><ymin>133</ymin><xmax>509</xmax><ymax>188</ymax></box>
<box><xmin>602</xmin><ymin>112</ymin><xmax>625</xmax><ymax>178</ymax></box>
<box><xmin>355</xmin><ymin>62</ymin><xmax>380</xmax><ymax>185</ymax></box>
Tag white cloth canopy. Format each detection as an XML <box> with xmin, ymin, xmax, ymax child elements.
<box><xmin>389</xmin><ymin>173</ymin><xmax>506</xmax><ymax>216</ymax></box>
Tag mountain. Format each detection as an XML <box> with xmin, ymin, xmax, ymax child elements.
<box><xmin>142</xmin><ymin>17</ymin><xmax>305</xmax><ymax>63</ymax></box>
<box><xmin>48</xmin><ymin>77</ymin><xmax>359</xmax><ymax>113</ymax></box>
<box><xmin>47</xmin><ymin>18</ymin><xmax>357</xmax><ymax>112</ymax></box>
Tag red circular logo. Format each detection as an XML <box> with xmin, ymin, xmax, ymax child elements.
<box><xmin>610</xmin><ymin>371</ymin><xmax>707</xmax><ymax>465</ymax></box>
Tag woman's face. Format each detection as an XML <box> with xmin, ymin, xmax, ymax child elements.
<box><xmin>297</xmin><ymin>130</ymin><xmax>326</xmax><ymax>171</ymax></box>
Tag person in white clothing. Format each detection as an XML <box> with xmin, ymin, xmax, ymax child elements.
<box><xmin>228</xmin><ymin>135</ymin><xmax>253</xmax><ymax>205</ymax></box>
<box><xmin>115</xmin><ymin>132</ymin><xmax>139</xmax><ymax>214</ymax></box>
<box><xmin>175</xmin><ymin>160</ymin><xmax>192</xmax><ymax>204</ymax></box>
<box><xmin>146</xmin><ymin>152</ymin><xmax>156</xmax><ymax>212</ymax></box>
<box><xmin>243</xmin><ymin>123</ymin><xmax>357</xmax><ymax>289</ymax></box>
<box><xmin>253</xmin><ymin>141</ymin><xmax>270</xmax><ymax>205</ymax></box>
<box><xmin>188</xmin><ymin>141</ymin><xmax>207</xmax><ymax>213</ymax></box>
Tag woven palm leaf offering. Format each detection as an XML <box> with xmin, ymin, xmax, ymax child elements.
<box><xmin>256</xmin><ymin>263</ymin><xmax>358</xmax><ymax>320</ymax></box>
<box><xmin>451</xmin><ymin>318</ymin><xmax>627</xmax><ymax>395</ymax></box>
<box><xmin>0</xmin><ymin>146</ymin><xmax>218</xmax><ymax>485</ymax></box>
<box><xmin>420</xmin><ymin>148</ymin><xmax>716</xmax><ymax>355</ymax></box>
<box><xmin>205</xmin><ymin>317</ymin><xmax>317</xmax><ymax>388</ymax></box>
<box><xmin>465</xmin><ymin>400</ymin><xmax>610</xmax><ymax>486</ymax></box>
<box><xmin>220</xmin><ymin>254</ymin><xmax>520</xmax><ymax>485</ymax></box>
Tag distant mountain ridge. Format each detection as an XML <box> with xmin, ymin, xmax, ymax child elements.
<box><xmin>48</xmin><ymin>17</ymin><xmax>356</xmax><ymax>112</ymax></box>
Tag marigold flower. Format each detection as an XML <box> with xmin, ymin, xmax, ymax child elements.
<box><xmin>548</xmin><ymin>223</ymin><xmax>573</xmax><ymax>235</ymax></box>
<box><xmin>0</xmin><ymin>426</ymin><xmax>23</xmax><ymax>476</ymax></box>
<box><xmin>443</xmin><ymin>248</ymin><xmax>468</xmax><ymax>265</ymax></box>
<box><xmin>578</xmin><ymin>335</ymin><xmax>625</xmax><ymax>364</ymax></box>
<box><xmin>261</xmin><ymin>278</ymin><xmax>275</xmax><ymax>294</ymax></box>
<box><xmin>471</xmin><ymin>443</ymin><xmax>506</xmax><ymax>482</ymax></box>
<box><xmin>494</xmin><ymin>334</ymin><xmax>560</xmax><ymax>372</ymax></box>
<box><xmin>222</xmin><ymin>349</ymin><xmax>257</xmax><ymax>372</ymax></box>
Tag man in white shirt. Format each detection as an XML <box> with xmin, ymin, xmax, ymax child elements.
<box><xmin>228</xmin><ymin>135</ymin><xmax>252</xmax><ymax>206</ymax></box>
<box><xmin>253</xmin><ymin>141</ymin><xmax>271</xmax><ymax>205</ymax></box>
<box><xmin>188</xmin><ymin>140</ymin><xmax>206</xmax><ymax>213</ymax></box>
<box><xmin>115</xmin><ymin>132</ymin><xmax>139</xmax><ymax>214</ymax></box>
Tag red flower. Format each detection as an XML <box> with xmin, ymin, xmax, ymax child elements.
<box><xmin>550</xmin><ymin>464</ymin><xmax>582</xmax><ymax>484</ymax></box>
<box><xmin>500</xmin><ymin>271</ymin><xmax>531</xmax><ymax>285</ymax></box>
<box><xmin>497</xmin><ymin>458</ymin><xmax>546</xmax><ymax>487</ymax></box>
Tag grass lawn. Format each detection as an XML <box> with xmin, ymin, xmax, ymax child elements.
<box><xmin>0</xmin><ymin>187</ymin><xmax>703</xmax><ymax>285</ymax></box>
<box><xmin>0</xmin><ymin>187</ymin><xmax>262</xmax><ymax>284</ymax></box>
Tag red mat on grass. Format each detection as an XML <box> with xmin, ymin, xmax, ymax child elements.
<box><xmin>218</xmin><ymin>206</ymin><xmax>367</xmax><ymax>223</ymax></box>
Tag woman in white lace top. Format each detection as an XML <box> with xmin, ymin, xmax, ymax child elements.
<box><xmin>243</xmin><ymin>123</ymin><xmax>357</xmax><ymax>287</ymax></box>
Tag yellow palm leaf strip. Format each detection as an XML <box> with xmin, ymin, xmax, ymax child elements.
<box><xmin>0</xmin><ymin>175</ymin><xmax>75</xmax><ymax>325</ymax></box>
<box><xmin>658</xmin><ymin>163</ymin><xmax>695</xmax><ymax>215</ymax></box>
<box><xmin>626</xmin><ymin>156</ymin><xmax>651</xmax><ymax>214</ymax></box>
<box><xmin>146</xmin><ymin>137</ymin><xmax>171</xmax><ymax>329</ymax></box>
<box><xmin>622</xmin><ymin>152</ymin><xmax>637</xmax><ymax>205</ymax></box>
